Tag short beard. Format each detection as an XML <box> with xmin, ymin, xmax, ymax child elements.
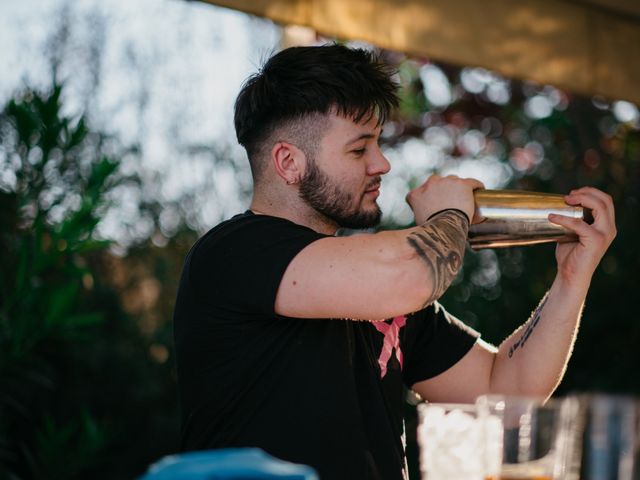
<box><xmin>298</xmin><ymin>156</ymin><xmax>382</xmax><ymax>229</ymax></box>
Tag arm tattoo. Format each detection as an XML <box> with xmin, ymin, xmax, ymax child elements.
<box><xmin>508</xmin><ymin>294</ymin><xmax>549</xmax><ymax>358</ymax></box>
<box><xmin>407</xmin><ymin>209</ymin><xmax>469</xmax><ymax>306</ymax></box>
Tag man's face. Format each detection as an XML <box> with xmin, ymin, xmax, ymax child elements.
<box><xmin>298</xmin><ymin>113</ymin><xmax>391</xmax><ymax>229</ymax></box>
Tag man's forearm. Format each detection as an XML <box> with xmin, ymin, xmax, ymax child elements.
<box><xmin>489</xmin><ymin>276</ymin><xmax>588</xmax><ymax>398</ymax></box>
<box><xmin>406</xmin><ymin>209</ymin><xmax>469</xmax><ymax>307</ymax></box>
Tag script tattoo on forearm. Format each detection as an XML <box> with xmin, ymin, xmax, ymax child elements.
<box><xmin>508</xmin><ymin>294</ymin><xmax>549</xmax><ymax>358</ymax></box>
<box><xmin>407</xmin><ymin>209</ymin><xmax>469</xmax><ymax>306</ymax></box>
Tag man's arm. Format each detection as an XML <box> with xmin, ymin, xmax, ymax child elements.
<box><xmin>412</xmin><ymin>186</ymin><xmax>616</xmax><ymax>402</ymax></box>
<box><xmin>274</xmin><ymin>175</ymin><xmax>483</xmax><ymax>320</ymax></box>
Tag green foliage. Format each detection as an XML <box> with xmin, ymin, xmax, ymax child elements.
<box><xmin>29</xmin><ymin>411</ymin><xmax>107</xmax><ymax>479</ymax></box>
<box><xmin>0</xmin><ymin>83</ymin><xmax>118</xmax><ymax>479</ymax></box>
<box><xmin>0</xmin><ymin>83</ymin><xmax>178</xmax><ymax>479</ymax></box>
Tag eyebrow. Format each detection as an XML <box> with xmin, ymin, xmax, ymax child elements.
<box><xmin>345</xmin><ymin>132</ymin><xmax>378</xmax><ymax>146</ymax></box>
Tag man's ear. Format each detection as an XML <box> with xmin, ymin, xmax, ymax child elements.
<box><xmin>271</xmin><ymin>141</ymin><xmax>304</xmax><ymax>185</ymax></box>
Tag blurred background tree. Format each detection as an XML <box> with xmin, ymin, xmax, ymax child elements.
<box><xmin>388</xmin><ymin>58</ymin><xmax>640</xmax><ymax>394</ymax></box>
<box><xmin>386</xmin><ymin>57</ymin><xmax>640</xmax><ymax>477</ymax></box>
<box><xmin>0</xmin><ymin>82</ymin><xmax>181</xmax><ymax>479</ymax></box>
<box><xmin>1</xmin><ymin>1</ymin><xmax>639</xmax><ymax>479</ymax></box>
<box><xmin>1</xmin><ymin>3</ymin><xmax>266</xmax><ymax>477</ymax></box>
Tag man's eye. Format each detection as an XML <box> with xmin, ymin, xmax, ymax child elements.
<box><xmin>352</xmin><ymin>148</ymin><xmax>366</xmax><ymax>156</ymax></box>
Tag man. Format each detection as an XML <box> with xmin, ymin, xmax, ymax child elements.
<box><xmin>173</xmin><ymin>44</ymin><xmax>615</xmax><ymax>479</ymax></box>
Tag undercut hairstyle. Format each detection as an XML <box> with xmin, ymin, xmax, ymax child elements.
<box><xmin>234</xmin><ymin>44</ymin><xmax>399</xmax><ymax>181</ymax></box>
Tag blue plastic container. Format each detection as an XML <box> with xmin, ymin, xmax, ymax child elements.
<box><xmin>140</xmin><ymin>448</ymin><xmax>319</xmax><ymax>480</ymax></box>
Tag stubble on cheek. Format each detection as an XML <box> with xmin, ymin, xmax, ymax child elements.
<box><xmin>299</xmin><ymin>160</ymin><xmax>381</xmax><ymax>228</ymax></box>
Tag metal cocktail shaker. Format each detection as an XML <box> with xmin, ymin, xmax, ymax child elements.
<box><xmin>468</xmin><ymin>189</ymin><xmax>593</xmax><ymax>250</ymax></box>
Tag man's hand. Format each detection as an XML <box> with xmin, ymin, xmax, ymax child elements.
<box><xmin>406</xmin><ymin>175</ymin><xmax>485</xmax><ymax>225</ymax></box>
<box><xmin>549</xmin><ymin>187</ymin><xmax>616</xmax><ymax>288</ymax></box>
<box><xmin>414</xmin><ymin>187</ymin><xmax>616</xmax><ymax>403</ymax></box>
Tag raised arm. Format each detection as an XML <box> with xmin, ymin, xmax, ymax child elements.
<box><xmin>274</xmin><ymin>175</ymin><xmax>483</xmax><ymax>320</ymax></box>
<box><xmin>412</xmin><ymin>186</ymin><xmax>616</xmax><ymax>402</ymax></box>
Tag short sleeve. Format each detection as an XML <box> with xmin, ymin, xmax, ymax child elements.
<box><xmin>402</xmin><ymin>302</ymin><xmax>480</xmax><ymax>387</ymax></box>
<box><xmin>189</xmin><ymin>213</ymin><xmax>326</xmax><ymax>315</ymax></box>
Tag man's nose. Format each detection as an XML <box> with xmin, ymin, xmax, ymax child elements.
<box><xmin>368</xmin><ymin>148</ymin><xmax>391</xmax><ymax>176</ymax></box>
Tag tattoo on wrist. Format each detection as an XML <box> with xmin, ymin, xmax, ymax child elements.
<box><xmin>508</xmin><ymin>294</ymin><xmax>549</xmax><ymax>358</ymax></box>
<box><xmin>407</xmin><ymin>209</ymin><xmax>469</xmax><ymax>306</ymax></box>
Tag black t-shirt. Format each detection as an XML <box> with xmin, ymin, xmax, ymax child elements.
<box><xmin>173</xmin><ymin>211</ymin><xmax>479</xmax><ymax>480</ymax></box>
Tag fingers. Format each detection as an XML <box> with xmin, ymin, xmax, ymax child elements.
<box><xmin>467</xmin><ymin>178</ymin><xmax>486</xmax><ymax>191</ymax></box>
<box><xmin>441</xmin><ymin>175</ymin><xmax>484</xmax><ymax>187</ymax></box>
<box><xmin>548</xmin><ymin>214</ymin><xmax>592</xmax><ymax>238</ymax></box>
<box><xmin>550</xmin><ymin>212</ymin><xmax>614</xmax><ymax>256</ymax></box>
<box><xmin>427</xmin><ymin>175</ymin><xmax>484</xmax><ymax>191</ymax></box>
<box><xmin>564</xmin><ymin>190</ymin><xmax>608</xmax><ymax>215</ymax></box>
<box><xmin>407</xmin><ymin>175</ymin><xmax>482</xmax><ymax>198</ymax></box>
<box><xmin>406</xmin><ymin>174</ymin><xmax>484</xmax><ymax>225</ymax></box>
<box><xmin>563</xmin><ymin>187</ymin><xmax>616</xmax><ymax>240</ymax></box>
<box><xmin>566</xmin><ymin>186</ymin><xmax>612</xmax><ymax>206</ymax></box>
<box><xmin>550</xmin><ymin>186</ymin><xmax>616</xmax><ymax>250</ymax></box>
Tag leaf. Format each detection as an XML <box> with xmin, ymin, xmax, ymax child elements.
<box><xmin>62</xmin><ymin>312</ymin><xmax>103</xmax><ymax>329</ymax></box>
<box><xmin>44</xmin><ymin>282</ymin><xmax>79</xmax><ymax>328</ymax></box>
<box><xmin>66</xmin><ymin>116</ymin><xmax>87</xmax><ymax>150</ymax></box>
<box><xmin>9</xmin><ymin>243</ymin><xmax>30</xmax><ymax>308</ymax></box>
<box><xmin>6</xmin><ymin>99</ymin><xmax>41</xmax><ymax>148</ymax></box>
<box><xmin>74</xmin><ymin>239</ymin><xmax>112</xmax><ymax>253</ymax></box>
<box><xmin>32</xmin><ymin>410</ymin><xmax>108</xmax><ymax>479</ymax></box>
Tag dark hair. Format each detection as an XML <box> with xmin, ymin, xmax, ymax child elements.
<box><xmin>234</xmin><ymin>44</ymin><xmax>399</xmax><ymax>179</ymax></box>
